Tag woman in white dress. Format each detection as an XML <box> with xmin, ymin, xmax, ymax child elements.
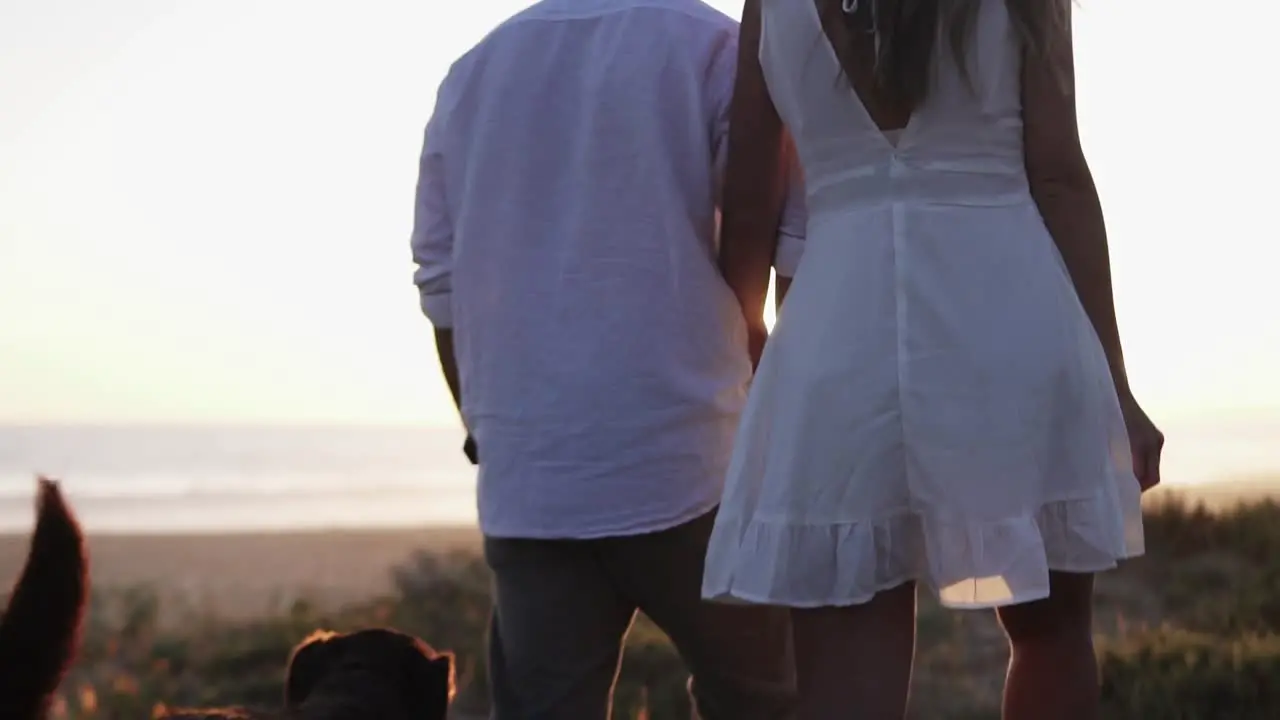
<box><xmin>703</xmin><ymin>0</ymin><xmax>1164</xmax><ymax>718</ymax></box>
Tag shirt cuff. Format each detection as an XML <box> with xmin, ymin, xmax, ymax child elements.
<box><xmin>421</xmin><ymin>292</ymin><xmax>454</xmax><ymax>329</ymax></box>
<box><xmin>773</xmin><ymin>231</ymin><xmax>805</xmax><ymax>278</ymax></box>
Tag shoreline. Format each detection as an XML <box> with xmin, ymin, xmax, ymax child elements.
<box><xmin>0</xmin><ymin>483</ymin><xmax>1275</xmax><ymax>623</ymax></box>
<box><xmin>0</xmin><ymin>479</ymin><xmax>1270</xmax><ymax>540</ymax></box>
<box><xmin>7</xmin><ymin>522</ymin><xmax>485</xmax><ymax>539</ymax></box>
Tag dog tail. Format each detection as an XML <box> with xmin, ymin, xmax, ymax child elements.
<box><xmin>0</xmin><ymin>478</ymin><xmax>89</xmax><ymax>720</ymax></box>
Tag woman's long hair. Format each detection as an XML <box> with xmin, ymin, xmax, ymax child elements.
<box><xmin>833</xmin><ymin>0</ymin><xmax>1070</xmax><ymax>110</ymax></box>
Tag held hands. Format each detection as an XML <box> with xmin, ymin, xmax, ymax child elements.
<box><xmin>1119</xmin><ymin>389</ymin><xmax>1163</xmax><ymax>492</ymax></box>
<box><xmin>747</xmin><ymin>322</ymin><xmax>769</xmax><ymax>371</ymax></box>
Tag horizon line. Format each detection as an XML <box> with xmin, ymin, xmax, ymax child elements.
<box><xmin>0</xmin><ymin>420</ymin><xmax>462</xmax><ymax>431</ymax></box>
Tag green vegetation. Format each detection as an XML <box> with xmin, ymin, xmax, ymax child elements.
<box><xmin>50</xmin><ymin>496</ymin><xmax>1280</xmax><ymax>719</ymax></box>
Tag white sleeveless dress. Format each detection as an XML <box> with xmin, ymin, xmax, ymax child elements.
<box><xmin>701</xmin><ymin>0</ymin><xmax>1145</xmax><ymax>609</ymax></box>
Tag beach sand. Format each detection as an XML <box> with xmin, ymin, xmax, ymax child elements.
<box><xmin>0</xmin><ymin>525</ymin><xmax>482</xmax><ymax>622</ymax></box>
<box><xmin>1</xmin><ymin>482</ymin><xmax>1274</xmax><ymax>623</ymax></box>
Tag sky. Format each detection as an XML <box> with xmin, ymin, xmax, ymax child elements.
<box><xmin>0</xmin><ymin>0</ymin><xmax>1276</xmax><ymax>429</ymax></box>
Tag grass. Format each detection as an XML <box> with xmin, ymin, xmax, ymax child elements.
<box><xmin>44</xmin><ymin>494</ymin><xmax>1280</xmax><ymax>719</ymax></box>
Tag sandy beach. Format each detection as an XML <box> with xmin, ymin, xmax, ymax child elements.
<box><xmin>0</xmin><ymin>525</ymin><xmax>482</xmax><ymax>622</ymax></box>
<box><xmin>1</xmin><ymin>482</ymin><xmax>1274</xmax><ymax>624</ymax></box>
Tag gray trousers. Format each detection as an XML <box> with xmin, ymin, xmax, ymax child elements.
<box><xmin>483</xmin><ymin>509</ymin><xmax>797</xmax><ymax>720</ymax></box>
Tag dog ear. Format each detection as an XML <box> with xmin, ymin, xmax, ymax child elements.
<box><xmin>401</xmin><ymin>650</ymin><xmax>456</xmax><ymax>718</ymax></box>
<box><xmin>283</xmin><ymin>630</ymin><xmax>342</xmax><ymax>707</ymax></box>
<box><xmin>432</xmin><ymin>652</ymin><xmax>457</xmax><ymax>702</ymax></box>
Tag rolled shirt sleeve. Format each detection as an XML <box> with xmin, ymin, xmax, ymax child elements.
<box><xmin>410</xmin><ymin>100</ymin><xmax>455</xmax><ymax>329</ymax></box>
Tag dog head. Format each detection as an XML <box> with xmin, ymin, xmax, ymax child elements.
<box><xmin>284</xmin><ymin>628</ymin><xmax>454</xmax><ymax>719</ymax></box>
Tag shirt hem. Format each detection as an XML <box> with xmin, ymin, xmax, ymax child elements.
<box><xmin>479</xmin><ymin>497</ymin><xmax>721</xmax><ymax>540</ymax></box>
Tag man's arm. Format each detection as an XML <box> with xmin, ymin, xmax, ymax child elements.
<box><xmin>435</xmin><ymin>327</ymin><xmax>477</xmax><ymax>465</ymax></box>
<box><xmin>410</xmin><ymin>107</ymin><xmax>459</xmax><ymax>412</ymax></box>
<box><xmin>433</xmin><ymin>328</ymin><xmax>462</xmax><ymax>414</ymax></box>
<box><xmin>411</xmin><ymin>97</ymin><xmax>476</xmax><ymax>463</ymax></box>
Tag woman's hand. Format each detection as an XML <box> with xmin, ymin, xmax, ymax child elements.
<box><xmin>1119</xmin><ymin>390</ymin><xmax>1163</xmax><ymax>492</ymax></box>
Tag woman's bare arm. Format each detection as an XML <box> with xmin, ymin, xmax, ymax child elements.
<box><xmin>721</xmin><ymin>0</ymin><xmax>790</xmax><ymax>366</ymax></box>
<box><xmin>1023</xmin><ymin>6</ymin><xmax>1130</xmax><ymax>395</ymax></box>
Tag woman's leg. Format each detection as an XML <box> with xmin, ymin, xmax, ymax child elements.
<box><xmin>790</xmin><ymin>581</ymin><xmax>917</xmax><ymax>720</ymax></box>
<box><xmin>996</xmin><ymin>572</ymin><xmax>1098</xmax><ymax>720</ymax></box>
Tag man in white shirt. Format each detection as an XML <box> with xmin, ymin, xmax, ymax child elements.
<box><xmin>411</xmin><ymin>1</ymin><xmax>804</xmax><ymax>717</ymax></box>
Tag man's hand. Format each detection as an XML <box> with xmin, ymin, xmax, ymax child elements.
<box><xmin>463</xmin><ymin>435</ymin><xmax>478</xmax><ymax>466</ymax></box>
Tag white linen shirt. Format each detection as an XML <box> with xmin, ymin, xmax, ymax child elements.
<box><xmin>411</xmin><ymin>0</ymin><xmax>807</xmax><ymax>539</ymax></box>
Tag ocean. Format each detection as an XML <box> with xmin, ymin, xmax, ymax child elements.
<box><xmin>0</xmin><ymin>425</ymin><xmax>478</xmax><ymax>533</ymax></box>
<box><xmin>1</xmin><ymin>417</ymin><xmax>1278</xmax><ymax>534</ymax></box>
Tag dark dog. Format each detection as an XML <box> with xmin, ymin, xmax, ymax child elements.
<box><xmin>161</xmin><ymin>627</ymin><xmax>454</xmax><ymax>719</ymax></box>
<box><xmin>0</xmin><ymin>478</ymin><xmax>90</xmax><ymax>720</ymax></box>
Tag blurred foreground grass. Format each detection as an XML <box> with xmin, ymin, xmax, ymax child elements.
<box><xmin>47</xmin><ymin>495</ymin><xmax>1280</xmax><ymax>719</ymax></box>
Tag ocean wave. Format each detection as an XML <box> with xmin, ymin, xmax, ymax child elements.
<box><xmin>0</xmin><ymin>486</ymin><xmax>479</xmax><ymax>533</ymax></box>
<box><xmin>0</xmin><ymin>473</ymin><xmax>468</xmax><ymax>502</ymax></box>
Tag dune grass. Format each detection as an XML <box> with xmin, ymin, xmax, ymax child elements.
<box><xmin>45</xmin><ymin>494</ymin><xmax>1280</xmax><ymax>719</ymax></box>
